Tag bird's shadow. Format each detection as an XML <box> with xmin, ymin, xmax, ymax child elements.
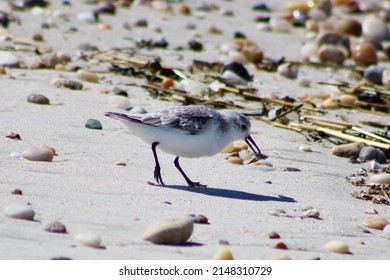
<box><xmin>149</xmin><ymin>182</ymin><xmax>296</xmax><ymax>203</ymax></box>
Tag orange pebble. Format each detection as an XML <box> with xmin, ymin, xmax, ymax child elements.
<box><xmin>161</xmin><ymin>78</ymin><xmax>174</xmax><ymax>89</ymax></box>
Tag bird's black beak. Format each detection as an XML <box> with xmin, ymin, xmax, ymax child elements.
<box><xmin>245</xmin><ymin>135</ymin><xmax>268</xmax><ymax>160</ymax></box>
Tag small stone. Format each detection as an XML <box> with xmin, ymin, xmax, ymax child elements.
<box><xmin>284</xmin><ymin>167</ymin><xmax>301</xmax><ymax>172</ymax></box>
<box><xmin>0</xmin><ymin>67</ymin><xmax>6</xmax><ymax>75</ymax></box>
<box><xmin>352</xmin><ymin>42</ymin><xmax>378</xmax><ymax>67</ymax></box>
<box><xmin>161</xmin><ymin>77</ymin><xmax>174</xmax><ymax>89</ymax></box>
<box><xmin>277</xmin><ymin>63</ymin><xmax>299</xmax><ymax>79</ymax></box>
<box><xmin>339</xmin><ymin>95</ymin><xmax>357</xmax><ymax>107</ymax></box>
<box><xmin>317</xmin><ymin>32</ymin><xmax>350</xmax><ymax>52</ymax></box>
<box><xmin>27</xmin><ymin>94</ymin><xmax>50</xmax><ymax>105</ymax></box>
<box><xmin>222</xmin><ymin>62</ymin><xmax>252</xmax><ymax>84</ymax></box>
<box><xmin>11</xmin><ymin>188</ymin><xmax>23</xmax><ymax>195</ymax></box>
<box><xmin>4</xmin><ymin>203</ymin><xmax>35</xmax><ymax>221</ymax></box>
<box><xmin>188</xmin><ymin>40</ymin><xmax>203</xmax><ymax>51</ymax></box>
<box><xmin>228</xmin><ymin>156</ymin><xmax>243</xmax><ymax>165</ymax></box>
<box><xmin>317</xmin><ymin>45</ymin><xmax>348</xmax><ymax>65</ymax></box>
<box><xmin>107</xmin><ymin>95</ymin><xmax>130</xmax><ymax>110</ymax></box>
<box><xmin>0</xmin><ymin>52</ymin><xmax>20</xmax><ymax>68</ymax></box>
<box><xmin>213</xmin><ymin>247</ymin><xmax>234</xmax><ymax>260</ymax></box>
<box><xmin>208</xmin><ymin>24</ymin><xmax>222</xmax><ymax>34</ymax></box>
<box><xmin>331</xmin><ymin>142</ymin><xmax>366</xmax><ymax>159</ymax></box>
<box><xmin>22</xmin><ymin>147</ymin><xmax>54</xmax><ymax>162</ymax></box>
<box><xmin>50</xmin><ymin>77</ymin><xmax>83</xmax><ymax>90</ymax></box>
<box><xmin>299</xmin><ymin>144</ymin><xmax>312</xmax><ymax>152</ymax></box>
<box><xmin>362</xmin><ymin>217</ymin><xmax>389</xmax><ymax>230</ymax></box>
<box><xmin>74</xmin><ymin>232</ymin><xmax>101</xmax><ymax>248</ymax></box>
<box><xmin>44</xmin><ymin>221</ymin><xmax>67</xmax><ymax>233</ymax></box>
<box><xmin>5</xmin><ymin>132</ymin><xmax>21</xmax><ymax>140</ymax></box>
<box><xmin>32</xmin><ymin>33</ymin><xmax>44</xmax><ymax>42</ymax></box>
<box><xmin>273</xmin><ymin>241</ymin><xmax>288</xmax><ymax>250</ymax></box>
<box><xmin>324</xmin><ymin>240</ymin><xmax>349</xmax><ymax>254</ymax></box>
<box><xmin>262</xmin><ymin>231</ymin><xmax>281</xmax><ymax>239</ymax></box>
<box><xmin>359</xmin><ymin>146</ymin><xmax>386</xmax><ymax>164</ymax></box>
<box><xmin>365</xmin><ymin>209</ymin><xmax>378</xmax><ymax>215</ymax></box>
<box><xmin>368</xmin><ymin>174</ymin><xmax>390</xmax><ymax>186</ymax></box>
<box><xmin>112</xmin><ymin>87</ymin><xmax>128</xmax><ymax>97</ymax></box>
<box><xmin>222</xmin><ymin>141</ymin><xmax>248</xmax><ymax>153</ymax></box>
<box><xmin>362</xmin><ymin>16</ymin><xmax>390</xmax><ymax>42</ymax></box>
<box><xmin>336</xmin><ymin>18</ymin><xmax>362</xmax><ymax>36</ymax></box>
<box><xmin>238</xmin><ymin>150</ymin><xmax>252</xmax><ymax>161</ymax></box>
<box><xmin>269</xmin><ymin>17</ymin><xmax>292</xmax><ymax>33</ymax></box>
<box><xmin>297</xmin><ymin>77</ymin><xmax>311</xmax><ymax>87</ymax></box>
<box><xmin>187</xmin><ymin>214</ymin><xmax>208</xmax><ymax>224</ymax></box>
<box><xmin>129</xmin><ymin>107</ymin><xmax>147</xmax><ymax>114</ymax></box>
<box><xmin>10</xmin><ymin>152</ymin><xmax>21</xmax><ymax>159</ymax></box>
<box><xmin>85</xmin><ymin>119</ymin><xmax>102</xmax><ymax>130</ymax></box>
<box><xmin>76</xmin><ymin>70</ymin><xmax>99</xmax><ymax>83</ymax></box>
<box><xmin>134</xmin><ymin>18</ymin><xmax>148</xmax><ymax>27</ymax></box>
<box><xmin>302</xmin><ymin>209</ymin><xmax>320</xmax><ymax>218</ymax></box>
<box><xmin>116</xmin><ymin>162</ymin><xmax>127</xmax><ymax>166</ymax></box>
<box><xmin>363</xmin><ymin>66</ymin><xmax>386</xmax><ymax>85</ymax></box>
<box><xmin>143</xmin><ymin>217</ymin><xmax>193</xmax><ymax>244</ymax></box>
<box><xmin>177</xmin><ymin>3</ymin><xmax>191</xmax><ymax>15</ymax></box>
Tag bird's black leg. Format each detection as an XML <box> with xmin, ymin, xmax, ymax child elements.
<box><xmin>174</xmin><ymin>157</ymin><xmax>207</xmax><ymax>187</ymax></box>
<box><xmin>151</xmin><ymin>142</ymin><xmax>165</xmax><ymax>185</ymax></box>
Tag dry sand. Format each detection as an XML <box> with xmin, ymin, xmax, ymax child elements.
<box><xmin>0</xmin><ymin>0</ymin><xmax>389</xmax><ymax>260</ymax></box>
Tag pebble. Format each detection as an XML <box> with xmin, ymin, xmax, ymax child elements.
<box><xmin>85</xmin><ymin>119</ymin><xmax>102</xmax><ymax>130</ymax></box>
<box><xmin>5</xmin><ymin>132</ymin><xmax>21</xmax><ymax>140</ymax></box>
<box><xmin>297</xmin><ymin>77</ymin><xmax>311</xmax><ymax>87</ymax></box>
<box><xmin>77</xmin><ymin>12</ymin><xmax>96</xmax><ymax>24</ymax></box>
<box><xmin>143</xmin><ymin>217</ymin><xmax>194</xmax><ymax>244</ymax></box>
<box><xmin>336</xmin><ymin>18</ymin><xmax>362</xmax><ymax>36</ymax></box>
<box><xmin>284</xmin><ymin>167</ymin><xmax>301</xmax><ymax>172</ymax></box>
<box><xmin>238</xmin><ymin>150</ymin><xmax>252</xmax><ymax>161</ymax></box>
<box><xmin>273</xmin><ymin>241</ymin><xmax>288</xmax><ymax>250</ymax></box>
<box><xmin>363</xmin><ymin>66</ymin><xmax>386</xmax><ymax>85</ymax></box>
<box><xmin>302</xmin><ymin>209</ymin><xmax>320</xmax><ymax>218</ymax></box>
<box><xmin>299</xmin><ymin>144</ymin><xmax>312</xmax><ymax>152</ymax></box>
<box><xmin>213</xmin><ymin>247</ymin><xmax>234</xmax><ymax>260</ymax></box>
<box><xmin>4</xmin><ymin>203</ymin><xmax>35</xmax><ymax>221</ymax></box>
<box><xmin>27</xmin><ymin>94</ymin><xmax>50</xmax><ymax>105</ymax></box>
<box><xmin>130</xmin><ymin>107</ymin><xmax>147</xmax><ymax>114</ymax></box>
<box><xmin>74</xmin><ymin>232</ymin><xmax>101</xmax><ymax>248</ymax></box>
<box><xmin>228</xmin><ymin>156</ymin><xmax>243</xmax><ymax>165</ymax></box>
<box><xmin>317</xmin><ymin>33</ymin><xmax>350</xmax><ymax>52</ymax></box>
<box><xmin>352</xmin><ymin>42</ymin><xmax>378</xmax><ymax>67</ymax></box>
<box><xmin>362</xmin><ymin>217</ymin><xmax>389</xmax><ymax>230</ymax></box>
<box><xmin>221</xmin><ymin>62</ymin><xmax>252</xmax><ymax>84</ymax></box>
<box><xmin>21</xmin><ymin>147</ymin><xmax>54</xmax><ymax>162</ymax></box>
<box><xmin>177</xmin><ymin>3</ymin><xmax>191</xmax><ymax>15</ymax></box>
<box><xmin>112</xmin><ymin>87</ymin><xmax>128</xmax><ymax>97</ymax></box>
<box><xmin>107</xmin><ymin>95</ymin><xmax>130</xmax><ymax>110</ymax></box>
<box><xmin>11</xmin><ymin>188</ymin><xmax>23</xmax><ymax>195</ymax></box>
<box><xmin>331</xmin><ymin>142</ymin><xmax>366</xmax><ymax>159</ymax></box>
<box><xmin>262</xmin><ymin>231</ymin><xmax>280</xmax><ymax>239</ymax></box>
<box><xmin>317</xmin><ymin>45</ymin><xmax>347</xmax><ymax>65</ymax></box>
<box><xmin>76</xmin><ymin>70</ymin><xmax>99</xmax><ymax>83</ymax></box>
<box><xmin>324</xmin><ymin>240</ymin><xmax>349</xmax><ymax>254</ymax></box>
<box><xmin>50</xmin><ymin>77</ymin><xmax>83</xmax><ymax>90</ymax></box>
<box><xmin>10</xmin><ymin>152</ymin><xmax>21</xmax><ymax>159</ymax></box>
<box><xmin>269</xmin><ymin>17</ymin><xmax>292</xmax><ymax>33</ymax></box>
<box><xmin>0</xmin><ymin>52</ymin><xmax>20</xmax><ymax>68</ymax></box>
<box><xmin>383</xmin><ymin>224</ymin><xmax>390</xmax><ymax>238</ymax></box>
<box><xmin>161</xmin><ymin>77</ymin><xmax>174</xmax><ymax>89</ymax></box>
<box><xmin>362</xmin><ymin>16</ymin><xmax>390</xmax><ymax>42</ymax></box>
<box><xmin>359</xmin><ymin>146</ymin><xmax>387</xmax><ymax>164</ymax></box>
<box><xmin>188</xmin><ymin>40</ymin><xmax>203</xmax><ymax>51</ymax></box>
<box><xmin>368</xmin><ymin>174</ymin><xmax>390</xmax><ymax>186</ymax></box>
<box><xmin>221</xmin><ymin>141</ymin><xmax>248</xmax><ymax>153</ymax></box>
<box><xmin>43</xmin><ymin>221</ymin><xmax>67</xmax><ymax>233</ymax></box>
<box><xmin>339</xmin><ymin>95</ymin><xmax>357</xmax><ymax>107</ymax></box>
<box><xmin>277</xmin><ymin>63</ymin><xmax>299</xmax><ymax>79</ymax></box>
<box><xmin>187</xmin><ymin>214</ymin><xmax>208</xmax><ymax>224</ymax></box>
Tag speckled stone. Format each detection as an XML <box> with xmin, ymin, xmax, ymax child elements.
<box><xmin>44</xmin><ymin>221</ymin><xmax>67</xmax><ymax>233</ymax></box>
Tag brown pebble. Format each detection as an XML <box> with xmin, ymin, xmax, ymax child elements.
<box><xmin>32</xmin><ymin>34</ymin><xmax>44</xmax><ymax>42</ymax></box>
<box><xmin>228</xmin><ymin>156</ymin><xmax>243</xmax><ymax>165</ymax></box>
<box><xmin>161</xmin><ymin>77</ymin><xmax>174</xmax><ymax>89</ymax></box>
<box><xmin>0</xmin><ymin>67</ymin><xmax>6</xmax><ymax>75</ymax></box>
<box><xmin>317</xmin><ymin>45</ymin><xmax>348</xmax><ymax>65</ymax></box>
<box><xmin>116</xmin><ymin>162</ymin><xmax>127</xmax><ymax>166</ymax></box>
<box><xmin>336</xmin><ymin>18</ymin><xmax>362</xmax><ymax>36</ymax></box>
<box><xmin>362</xmin><ymin>217</ymin><xmax>389</xmax><ymax>230</ymax></box>
<box><xmin>273</xmin><ymin>241</ymin><xmax>288</xmax><ymax>250</ymax></box>
<box><xmin>177</xmin><ymin>3</ymin><xmax>191</xmax><ymax>15</ymax></box>
<box><xmin>11</xmin><ymin>188</ymin><xmax>23</xmax><ymax>195</ymax></box>
<box><xmin>262</xmin><ymin>231</ymin><xmax>281</xmax><ymax>239</ymax></box>
<box><xmin>27</xmin><ymin>94</ymin><xmax>50</xmax><ymax>105</ymax></box>
<box><xmin>352</xmin><ymin>42</ymin><xmax>378</xmax><ymax>66</ymax></box>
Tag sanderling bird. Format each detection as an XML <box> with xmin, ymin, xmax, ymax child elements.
<box><xmin>105</xmin><ymin>105</ymin><xmax>267</xmax><ymax>187</ymax></box>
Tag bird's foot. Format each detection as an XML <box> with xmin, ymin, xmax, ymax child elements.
<box><xmin>154</xmin><ymin>167</ymin><xmax>165</xmax><ymax>186</ymax></box>
<box><xmin>188</xmin><ymin>181</ymin><xmax>207</xmax><ymax>188</ymax></box>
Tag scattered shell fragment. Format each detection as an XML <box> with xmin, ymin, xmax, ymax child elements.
<box><xmin>324</xmin><ymin>240</ymin><xmax>349</xmax><ymax>254</ymax></box>
<box><xmin>5</xmin><ymin>132</ymin><xmax>21</xmax><ymax>140</ymax></box>
<box><xmin>362</xmin><ymin>217</ymin><xmax>389</xmax><ymax>230</ymax></box>
<box><xmin>302</xmin><ymin>209</ymin><xmax>320</xmax><ymax>218</ymax></box>
<box><xmin>22</xmin><ymin>147</ymin><xmax>54</xmax><ymax>162</ymax></box>
<box><xmin>44</xmin><ymin>221</ymin><xmax>67</xmax><ymax>234</ymax></box>
<box><xmin>143</xmin><ymin>217</ymin><xmax>193</xmax><ymax>244</ymax></box>
<box><xmin>365</xmin><ymin>209</ymin><xmax>378</xmax><ymax>215</ymax></box>
<box><xmin>4</xmin><ymin>203</ymin><xmax>35</xmax><ymax>220</ymax></box>
<box><xmin>213</xmin><ymin>247</ymin><xmax>234</xmax><ymax>260</ymax></box>
<box><xmin>74</xmin><ymin>232</ymin><xmax>102</xmax><ymax>248</ymax></box>
<box><xmin>331</xmin><ymin>142</ymin><xmax>366</xmax><ymax>159</ymax></box>
<box><xmin>368</xmin><ymin>174</ymin><xmax>390</xmax><ymax>186</ymax></box>
<box><xmin>299</xmin><ymin>144</ymin><xmax>312</xmax><ymax>152</ymax></box>
<box><xmin>27</xmin><ymin>94</ymin><xmax>50</xmax><ymax>105</ymax></box>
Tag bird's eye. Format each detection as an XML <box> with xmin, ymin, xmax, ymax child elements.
<box><xmin>241</xmin><ymin>124</ymin><xmax>247</xmax><ymax>130</ymax></box>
